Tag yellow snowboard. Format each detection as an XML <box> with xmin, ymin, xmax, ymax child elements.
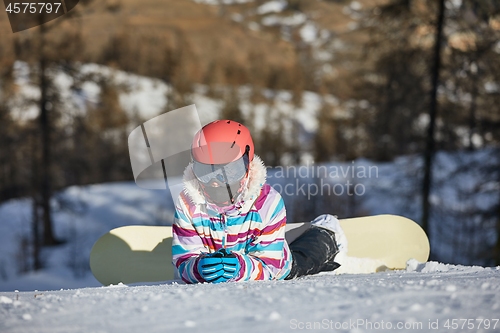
<box><xmin>90</xmin><ymin>214</ymin><xmax>429</xmax><ymax>285</ymax></box>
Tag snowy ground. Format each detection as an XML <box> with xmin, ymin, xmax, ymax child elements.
<box><xmin>1</xmin><ymin>263</ymin><xmax>500</xmax><ymax>333</ymax></box>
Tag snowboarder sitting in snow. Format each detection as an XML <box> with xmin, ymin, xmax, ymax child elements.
<box><xmin>172</xmin><ymin>120</ymin><xmax>346</xmax><ymax>283</ymax></box>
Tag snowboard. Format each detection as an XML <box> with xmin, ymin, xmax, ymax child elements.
<box><xmin>90</xmin><ymin>214</ymin><xmax>430</xmax><ymax>285</ymax></box>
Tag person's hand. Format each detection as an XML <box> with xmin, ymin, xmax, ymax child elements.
<box><xmin>197</xmin><ymin>249</ymin><xmax>240</xmax><ymax>283</ymax></box>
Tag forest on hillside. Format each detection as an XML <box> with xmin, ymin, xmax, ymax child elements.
<box><xmin>0</xmin><ymin>0</ymin><xmax>499</xmax><ymax>268</ymax></box>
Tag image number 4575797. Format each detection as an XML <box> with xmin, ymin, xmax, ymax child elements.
<box><xmin>3</xmin><ymin>0</ymin><xmax>80</xmax><ymax>32</ymax></box>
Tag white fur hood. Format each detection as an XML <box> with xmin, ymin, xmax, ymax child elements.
<box><xmin>182</xmin><ymin>155</ymin><xmax>267</xmax><ymax>213</ymax></box>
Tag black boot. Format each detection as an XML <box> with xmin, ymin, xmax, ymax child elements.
<box><xmin>285</xmin><ymin>226</ymin><xmax>341</xmax><ymax>279</ymax></box>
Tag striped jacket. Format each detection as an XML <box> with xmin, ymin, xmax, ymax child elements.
<box><xmin>172</xmin><ymin>155</ymin><xmax>292</xmax><ymax>283</ymax></box>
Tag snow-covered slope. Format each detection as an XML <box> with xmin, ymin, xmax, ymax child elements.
<box><xmin>1</xmin><ymin>263</ymin><xmax>499</xmax><ymax>333</ymax></box>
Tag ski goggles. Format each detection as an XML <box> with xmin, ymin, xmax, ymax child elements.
<box><xmin>193</xmin><ymin>155</ymin><xmax>249</xmax><ymax>185</ymax></box>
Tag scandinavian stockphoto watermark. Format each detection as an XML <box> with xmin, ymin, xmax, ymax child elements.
<box><xmin>126</xmin><ymin>104</ymin><xmax>379</xmax><ymax>204</ymax></box>
<box><xmin>267</xmin><ymin>161</ymin><xmax>379</xmax><ymax>200</ymax></box>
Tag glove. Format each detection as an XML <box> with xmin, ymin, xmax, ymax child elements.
<box><xmin>197</xmin><ymin>249</ymin><xmax>240</xmax><ymax>283</ymax></box>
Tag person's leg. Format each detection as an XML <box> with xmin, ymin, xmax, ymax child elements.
<box><xmin>285</xmin><ymin>226</ymin><xmax>340</xmax><ymax>280</ymax></box>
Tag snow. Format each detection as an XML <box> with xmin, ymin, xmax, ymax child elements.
<box><xmin>494</xmin><ymin>40</ymin><xmax>500</xmax><ymax>54</ymax></box>
<box><xmin>256</xmin><ymin>0</ymin><xmax>287</xmax><ymax>15</ymax></box>
<box><xmin>299</xmin><ymin>22</ymin><xmax>318</xmax><ymax>43</ymax></box>
<box><xmin>350</xmin><ymin>1</ymin><xmax>362</xmax><ymax>11</ymax></box>
<box><xmin>261</xmin><ymin>13</ymin><xmax>307</xmax><ymax>27</ymax></box>
<box><xmin>193</xmin><ymin>0</ymin><xmax>254</xmax><ymax>5</ymax></box>
<box><xmin>334</xmin><ymin>252</ymin><xmax>387</xmax><ymax>275</ymax></box>
<box><xmin>10</xmin><ymin>62</ymin><xmax>40</xmax><ymax>122</ymax></box>
<box><xmin>1</xmin><ymin>264</ymin><xmax>499</xmax><ymax>333</ymax></box>
<box><xmin>485</xmin><ymin>81</ymin><xmax>499</xmax><ymax>93</ymax></box>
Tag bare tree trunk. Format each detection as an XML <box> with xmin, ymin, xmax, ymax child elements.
<box><xmin>38</xmin><ymin>21</ymin><xmax>60</xmax><ymax>246</ymax></box>
<box><xmin>468</xmin><ymin>63</ymin><xmax>479</xmax><ymax>151</ymax></box>
<box><xmin>30</xmin><ymin>126</ymin><xmax>42</xmax><ymax>270</ymax></box>
<box><xmin>32</xmin><ymin>197</ymin><xmax>42</xmax><ymax>270</ymax></box>
<box><xmin>495</xmin><ymin>148</ymin><xmax>500</xmax><ymax>266</ymax></box>
<box><xmin>421</xmin><ymin>0</ymin><xmax>446</xmax><ymax>245</ymax></box>
<box><xmin>492</xmin><ymin>208</ymin><xmax>499</xmax><ymax>264</ymax></box>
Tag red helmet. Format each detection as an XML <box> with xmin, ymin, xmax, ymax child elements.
<box><xmin>190</xmin><ymin>120</ymin><xmax>255</xmax><ymax>207</ymax></box>
<box><xmin>191</xmin><ymin>120</ymin><xmax>254</xmax><ymax>164</ymax></box>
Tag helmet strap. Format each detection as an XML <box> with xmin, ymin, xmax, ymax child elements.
<box><xmin>220</xmin><ymin>167</ymin><xmax>235</xmax><ymax>204</ymax></box>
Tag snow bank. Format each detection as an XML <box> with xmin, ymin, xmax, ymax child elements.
<box><xmin>406</xmin><ymin>259</ymin><xmax>487</xmax><ymax>274</ymax></box>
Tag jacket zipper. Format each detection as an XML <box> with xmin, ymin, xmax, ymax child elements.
<box><xmin>221</xmin><ymin>214</ymin><xmax>227</xmax><ymax>249</ymax></box>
